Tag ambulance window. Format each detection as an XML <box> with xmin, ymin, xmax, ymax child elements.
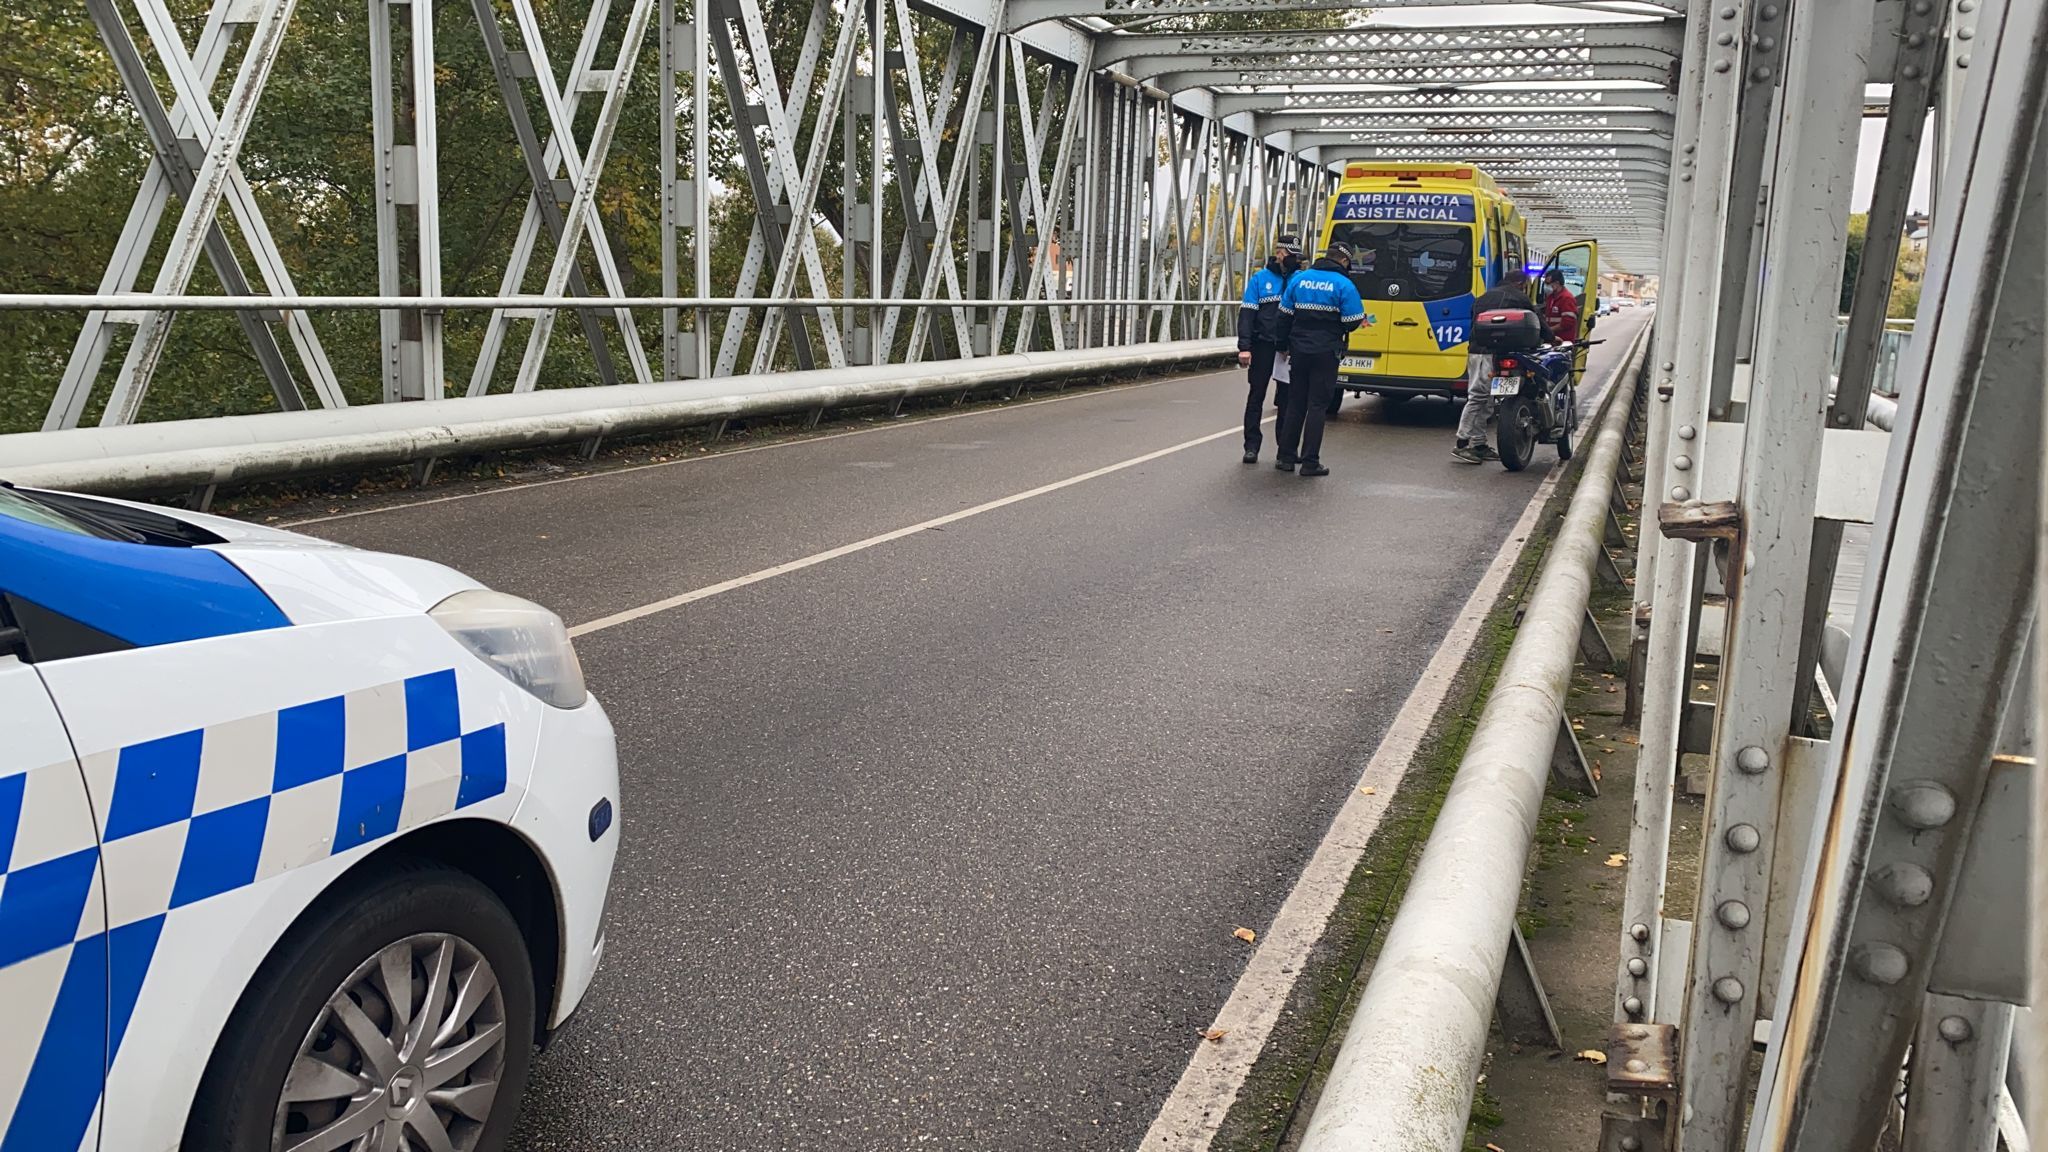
<box><xmin>1328</xmin><ymin>222</ymin><xmax>1473</xmax><ymax>302</ymax></box>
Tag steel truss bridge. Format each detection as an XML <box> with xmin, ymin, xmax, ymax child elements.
<box><xmin>1</xmin><ymin>0</ymin><xmax>2045</xmax><ymax>1148</ymax></box>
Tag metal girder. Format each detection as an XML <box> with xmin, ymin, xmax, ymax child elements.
<box><xmin>1749</xmin><ymin>0</ymin><xmax>2048</xmax><ymax>1138</ymax></box>
<box><xmin>1099</xmin><ymin>22</ymin><xmax>1685</xmax><ymax>65</ymax></box>
<box><xmin>1250</xmin><ymin>110</ymin><xmax>1675</xmax><ymax>138</ymax></box>
<box><xmin>1291</xmin><ymin>132</ymin><xmax>1673</xmax><ymax>156</ymax></box>
<box><xmin>1212</xmin><ymin>87</ymin><xmax>1678</xmax><ymax>118</ymax></box>
<box><xmin>1149</xmin><ymin>56</ymin><xmax>1677</xmax><ymax>89</ymax></box>
<box><xmin>92</xmin><ymin>0</ymin><xmax>307</xmax><ymax>426</ymax></box>
<box><xmin>1009</xmin><ymin>0</ymin><xmax>1682</xmax><ymax>29</ymax></box>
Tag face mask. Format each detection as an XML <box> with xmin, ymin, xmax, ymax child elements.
<box><xmin>1282</xmin><ymin>254</ymin><xmax>1301</xmax><ymax>275</ymax></box>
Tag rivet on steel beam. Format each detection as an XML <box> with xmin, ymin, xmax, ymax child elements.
<box><xmin>1719</xmin><ymin>5</ymin><xmax>1736</xmax><ymax>16</ymax></box>
<box><xmin>1854</xmin><ymin>943</ymin><xmax>1910</xmax><ymax>985</ymax></box>
<box><xmin>1912</xmin><ymin>0</ymin><xmax>1931</xmax><ymax>10</ymax></box>
<box><xmin>1906</xmin><ymin>32</ymin><xmax>1925</xmax><ymax>48</ymax></box>
<box><xmin>1873</xmin><ymin>861</ymin><xmax>1934</xmax><ymax>906</ymax></box>
<box><xmin>1713</xmin><ymin>976</ymin><xmax>1744</xmax><ymax>1004</ymax></box>
<box><xmin>1756</xmin><ymin>36</ymin><xmax>1776</xmax><ymax>50</ymax></box>
<box><xmin>1682</xmin><ymin>144</ymin><xmax>1696</xmax><ymax>156</ymax></box>
<box><xmin>1752</xmin><ymin>66</ymin><xmax>1773</xmax><ymax>81</ymax></box>
<box><xmin>1958</xmin><ymin>0</ymin><xmax>1975</xmax><ymax>12</ymax></box>
<box><xmin>1957</xmin><ymin>26</ymin><xmax>1974</xmax><ymax>38</ymax></box>
<box><xmin>1624</xmin><ymin>995</ymin><xmax>1645</xmax><ymax>1016</ymax></box>
<box><xmin>1713</xmin><ymin>59</ymin><xmax>1732</xmax><ymax>73</ymax></box>
<box><xmin>1678</xmin><ymin>425</ymin><xmax>1696</xmax><ymax>440</ymax></box>
<box><xmin>1621</xmin><ymin>1138</ymin><xmax>1643</xmax><ymax>1152</ymax></box>
<box><xmin>1681</xmin><ymin>173</ymin><xmax>1694</xmax><ymax>182</ymax></box>
<box><xmin>1902</xmin><ymin>64</ymin><xmax>1922</xmax><ymax>79</ymax></box>
<box><xmin>1717</xmin><ymin>901</ymin><xmax>1751</xmax><ymax>930</ymax></box>
<box><xmin>1892</xmin><ymin>781</ymin><xmax>1957</xmax><ymax>827</ymax></box>
<box><xmin>1673</xmin><ymin>455</ymin><xmax>1692</xmax><ymax>471</ymax></box>
<box><xmin>1736</xmin><ymin>745</ymin><xmax>1770</xmax><ymax>774</ymax></box>
<box><xmin>1670</xmin><ymin>486</ymin><xmax>1691</xmax><ymax>501</ymax></box>
<box><xmin>1716</xmin><ymin>31</ymin><xmax>1735</xmax><ymax>44</ymax></box>
<box><xmin>1761</xmin><ymin>4</ymin><xmax>1780</xmax><ymax>18</ymax></box>
<box><xmin>1630</xmin><ymin>923</ymin><xmax>1651</xmax><ymax>942</ymax></box>
<box><xmin>1625</xmin><ymin>1058</ymin><xmax>1649</xmax><ymax>1074</ymax></box>
<box><xmin>1938</xmin><ymin>1016</ymin><xmax>1974</xmax><ymax>1043</ymax></box>
<box><xmin>1628</xmin><ymin>958</ymin><xmax>1649</xmax><ymax>978</ymax></box>
<box><xmin>1662</xmin><ymin>361</ymin><xmax>1676</xmax><ymax>372</ymax></box>
<box><xmin>1726</xmin><ymin>823</ymin><xmax>1761</xmax><ymax>853</ymax></box>
<box><xmin>1958</xmin><ymin>52</ymin><xmax>1972</xmax><ymax>66</ymax></box>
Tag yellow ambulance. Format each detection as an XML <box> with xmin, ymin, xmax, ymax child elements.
<box><xmin>1317</xmin><ymin>162</ymin><xmax>1598</xmax><ymax>404</ymax></box>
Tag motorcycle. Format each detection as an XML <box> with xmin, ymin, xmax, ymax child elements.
<box><xmin>1485</xmin><ymin>340</ymin><xmax>1600</xmax><ymax>471</ymax></box>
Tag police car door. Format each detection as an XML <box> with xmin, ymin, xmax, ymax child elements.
<box><xmin>0</xmin><ymin>657</ymin><xmax>108</xmax><ymax>1152</ymax></box>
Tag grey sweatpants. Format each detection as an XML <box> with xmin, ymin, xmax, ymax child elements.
<box><xmin>1459</xmin><ymin>353</ymin><xmax>1496</xmax><ymax>445</ymax></box>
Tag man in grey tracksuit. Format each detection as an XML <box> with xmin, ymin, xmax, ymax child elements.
<box><xmin>1456</xmin><ymin>271</ymin><xmax>1555</xmax><ymax>464</ymax></box>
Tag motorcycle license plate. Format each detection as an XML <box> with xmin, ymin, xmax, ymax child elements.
<box><xmin>1341</xmin><ymin>356</ymin><xmax>1376</xmax><ymax>371</ymax></box>
<box><xmin>1488</xmin><ymin>376</ymin><xmax>1518</xmax><ymax>396</ymax></box>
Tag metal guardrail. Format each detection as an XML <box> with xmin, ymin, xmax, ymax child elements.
<box><xmin>0</xmin><ymin>339</ymin><xmax>1235</xmax><ymax>496</ymax></box>
<box><xmin>1832</xmin><ymin>316</ymin><xmax>1914</xmax><ymax>397</ymax></box>
<box><xmin>1295</xmin><ymin>321</ymin><xmax>1652</xmax><ymax>1152</ymax></box>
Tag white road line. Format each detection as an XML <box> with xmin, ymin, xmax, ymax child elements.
<box><xmin>1138</xmin><ymin>317</ymin><xmax>1651</xmax><ymax>1151</ymax></box>
<box><xmin>282</xmin><ymin>367</ymin><xmax>1237</xmax><ymax>528</ymax></box>
<box><xmin>567</xmin><ymin>418</ymin><xmax>1269</xmax><ymax>638</ymax></box>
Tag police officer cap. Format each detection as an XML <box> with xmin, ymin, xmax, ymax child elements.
<box><xmin>1275</xmin><ymin>234</ymin><xmax>1303</xmax><ymax>256</ymax></box>
<box><xmin>1324</xmin><ymin>241</ymin><xmax>1354</xmax><ymax>263</ymax></box>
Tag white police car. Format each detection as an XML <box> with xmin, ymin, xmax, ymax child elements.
<box><xmin>0</xmin><ymin>482</ymin><xmax>618</xmax><ymax>1151</ymax></box>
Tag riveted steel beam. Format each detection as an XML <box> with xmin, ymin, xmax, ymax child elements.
<box><xmin>1213</xmin><ymin>87</ymin><xmax>1679</xmax><ymax>118</ymax></box>
<box><xmin>1098</xmin><ymin>22</ymin><xmax>1685</xmax><ymax>65</ymax></box>
<box><xmin>1009</xmin><ymin>0</ymin><xmax>1681</xmax><ymax>28</ymax></box>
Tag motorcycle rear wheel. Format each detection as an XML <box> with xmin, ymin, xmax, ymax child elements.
<box><xmin>1496</xmin><ymin>396</ymin><xmax>1537</xmax><ymax>472</ymax></box>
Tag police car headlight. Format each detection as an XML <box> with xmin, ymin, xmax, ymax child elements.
<box><xmin>429</xmin><ymin>590</ymin><xmax>588</xmax><ymax>709</ymax></box>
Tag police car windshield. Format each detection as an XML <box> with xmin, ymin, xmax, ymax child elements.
<box><xmin>0</xmin><ymin>485</ymin><xmax>105</xmax><ymax>537</ymax></box>
<box><xmin>1330</xmin><ymin>222</ymin><xmax>1471</xmax><ymax>303</ymax></box>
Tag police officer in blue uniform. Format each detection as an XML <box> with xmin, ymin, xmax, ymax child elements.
<box><xmin>1236</xmin><ymin>235</ymin><xmax>1303</xmax><ymax>462</ymax></box>
<box><xmin>1273</xmin><ymin>242</ymin><xmax>1365</xmax><ymax>477</ymax></box>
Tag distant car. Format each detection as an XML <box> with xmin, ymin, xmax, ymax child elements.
<box><xmin>0</xmin><ymin>481</ymin><xmax>618</xmax><ymax>1152</ymax></box>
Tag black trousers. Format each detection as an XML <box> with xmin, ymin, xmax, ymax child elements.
<box><xmin>1277</xmin><ymin>350</ymin><xmax>1340</xmax><ymax>466</ymax></box>
<box><xmin>1243</xmin><ymin>343</ymin><xmax>1278</xmax><ymax>451</ymax></box>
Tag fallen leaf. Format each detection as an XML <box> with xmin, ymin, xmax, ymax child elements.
<box><xmin>1604</xmin><ymin>853</ymin><xmax>1628</xmax><ymax>867</ymax></box>
<box><xmin>1603</xmin><ymin>747</ymin><xmax>1617</xmax><ymax>753</ymax></box>
<box><xmin>1607</xmin><ymin>686</ymin><xmax>1619</xmax><ymax>693</ymax></box>
<box><xmin>1487</xmin><ymin>1144</ymin><xmax>1508</xmax><ymax>1152</ymax></box>
<box><xmin>1202</xmin><ymin>1028</ymin><xmax>1228</xmax><ymax>1042</ymax></box>
<box><xmin>1233</xmin><ymin>927</ymin><xmax>1257</xmax><ymax>944</ymax></box>
<box><xmin>1359</xmin><ymin>786</ymin><xmax>1377</xmax><ymax>796</ymax></box>
<box><xmin>1591</xmin><ymin>764</ymin><xmax>1604</xmax><ymax>782</ymax></box>
<box><xmin>1576</xmin><ymin>1049</ymin><xmax>1609</xmax><ymax>1065</ymax></box>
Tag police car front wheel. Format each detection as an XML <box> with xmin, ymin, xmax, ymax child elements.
<box><xmin>184</xmin><ymin>863</ymin><xmax>538</xmax><ymax>1152</ymax></box>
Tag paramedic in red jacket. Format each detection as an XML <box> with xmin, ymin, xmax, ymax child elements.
<box><xmin>1541</xmin><ymin>268</ymin><xmax>1581</xmax><ymax>343</ymax></box>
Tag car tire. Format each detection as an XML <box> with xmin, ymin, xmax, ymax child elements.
<box><xmin>183</xmin><ymin>862</ymin><xmax>537</xmax><ymax>1152</ymax></box>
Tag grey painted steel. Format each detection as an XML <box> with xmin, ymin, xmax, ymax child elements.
<box><xmin>1295</xmin><ymin>323</ymin><xmax>1649</xmax><ymax>1152</ymax></box>
<box><xmin>1614</xmin><ymin>0</ymin><xmax>1716</xmax><ymax>1028</ymax></box>
<box><xmin>0</xmin><ymin>341</ymin><xmax>1232</xmax><ymax>496</ymax></box>
<box><xmin>1675</xmin><ymin>0</ymin><xmax>1873</xmax><ymax>1140</ymax></box>
<box><xmin>1749</xmin><ymin>0</ymin><xmax>2047</xmax><ymax>1134</ymax></box>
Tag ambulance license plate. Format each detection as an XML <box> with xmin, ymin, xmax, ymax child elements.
<box><xmin>1341</xmin><ymin>356</ymin><xmax>1375</xmax><ymax>371</ymax></box>
<box><xmin>1489</xmin><ymin>376</ymin><xmax>1519</xmax><ymax>396</ymax></box>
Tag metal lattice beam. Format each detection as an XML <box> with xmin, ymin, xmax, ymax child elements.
<box><xmin>1213</xmin><ymin>87</ymin><xmax>1678</xmax><ymax>117</ymax></box>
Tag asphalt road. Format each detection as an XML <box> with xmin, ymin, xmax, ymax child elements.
<box><xmin>303</xmin><ymin>310</ymin><xmax>1649</xmax><ymax>1151</ymax></box>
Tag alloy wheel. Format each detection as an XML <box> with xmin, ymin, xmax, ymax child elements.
<box><xmin>273</xmin><ymin>933</ymin><xmax>508</xmax><ymax>1152</ymax></box>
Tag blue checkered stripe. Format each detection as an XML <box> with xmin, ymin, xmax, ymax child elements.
<box><xmin>0</xmin><ymin>668</ymin><xmax>509</xmax><ymax>1152</ymax></box>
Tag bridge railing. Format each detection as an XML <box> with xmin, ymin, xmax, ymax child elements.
<box><xmin>1292</xmin><ymin>321</ymin><xmax>1653</xmax><ymax>1152</ymax></box>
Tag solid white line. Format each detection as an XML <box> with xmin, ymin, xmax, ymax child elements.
<box><xmin>281</xmin><ymin>366</ymin><xmax>1236</xmax><ymax>528</ymax></box>
<box><xmin>567</xmin><ymin>418</ymin><xmax>1267</xmax><ymax>638</ymax></box>
<box><xmin>1138</xmin><ymin>313</ymin><xmax>1653</xmax><ymax>1151</ymax></box>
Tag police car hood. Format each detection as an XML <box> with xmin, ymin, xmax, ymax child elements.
<box><xmin>78</xmin><ymin>492</ymin><xmax>488</xmax><ymax>623</ymax></box>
